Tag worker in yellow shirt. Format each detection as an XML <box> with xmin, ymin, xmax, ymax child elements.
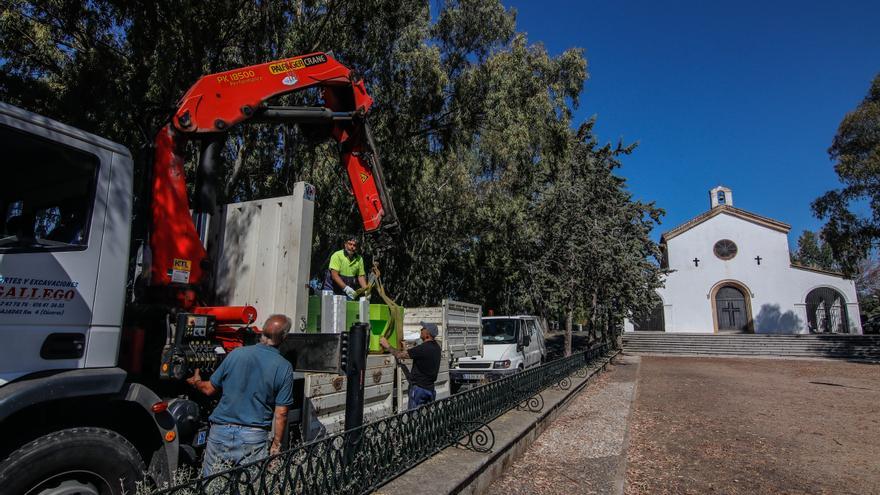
<box><xmin>323</xmin><ymin>235</ymin><xmax>368</xmax><ymax>300</ymax></box>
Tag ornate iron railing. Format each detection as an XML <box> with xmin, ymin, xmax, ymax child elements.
<box><xmin>154</xmin><ymin>343</ymin><xmax>617</xmax><ymax>495</ymax></box>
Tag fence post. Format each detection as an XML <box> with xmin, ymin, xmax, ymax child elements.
<box><xmin>343</xmin><ymin>322</ymin><xmax>369</xmax><ymax>470</ymax></box>
<box><xmin>344</xmin><ymin>322</ymin><xmax>369</xmax><ymax>431</ymax></box>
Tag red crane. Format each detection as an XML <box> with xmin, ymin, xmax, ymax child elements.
<box><xmin>146</xmin><ymin>52</ymin><xmax>397</xmax><ymax>306</ymax></box>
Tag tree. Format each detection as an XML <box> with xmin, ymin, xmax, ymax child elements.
<box><xmin>854</xmin><ymin>257</ymin><xmax>880</xmax><ymax>334</ymax></box>
<box><xmin>813</xmin><ymin>73</ymin><xmax>880</xmax><ymax>275</ymax></box>
<box><xmin>1</xmin><ymin>0</ymin><xmax>663</xmax><ymax>348</ymax></box>
<box><xmin>529</xmin><ymin>119</ymin><xmax>666</xmax><ymax>355</ymax></box>
<box><xmin>791</xmin><ymin>230</ymin><xmax>839</xmax><ymax>271</ymax></box>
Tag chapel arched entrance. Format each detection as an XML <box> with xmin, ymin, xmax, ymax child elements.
<box><xmin>710</xmin><ymin>281</ymin><xmax>754</xmax><ymax>333</ymax></box>
<box><xmin>805</xmin><ymin>287</ymin><xmax>849</xmax><ymax>334</ymax></box>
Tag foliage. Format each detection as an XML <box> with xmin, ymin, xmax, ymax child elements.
<box><xmin>528</xmin><ymin>119</ymin><xmax>665</xmax><ymax>353</ymax></box>
<box><xmin>1</xmin><ymin>0</ymin><xmax>664</xmax><ymax>338</ymax></box>
<box><xmin>813</xmin><ymin>73</ymin><xmax>880</xmax><ymax>275</ymax></box>
<box><xmin>854</xmin><ymin>257</ymin><xmax>880</xmax><ymax>334</ymax></box>
<box><xmin>790</xmin><ymin>230</ymin><xmax>839</xmax><ymax>272</ymax></box>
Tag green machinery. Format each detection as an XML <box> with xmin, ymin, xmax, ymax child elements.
<box><xmin>306</xmin><ymin>295</ymin><xmax>403</xmax><ymax>353</ymax></box>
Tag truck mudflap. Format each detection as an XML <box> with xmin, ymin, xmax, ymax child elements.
<box><xmin>121</xmin><ymin>382</ymin><xmax>179</xmax><ymax>483</ymax></box>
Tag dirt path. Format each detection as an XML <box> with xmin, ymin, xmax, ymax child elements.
<box><xmin>626</xmin><ymin>356</ymin><xmax>880</xmax><ymax>495</ymax></box>
<box><xmin>487</xmin><ymin>355</ymin><xmax>639</xmax><ymax>495</ymax></box>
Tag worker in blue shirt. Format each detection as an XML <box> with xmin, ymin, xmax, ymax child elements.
<box><xmin>187</xmin><ymin>314</ymin><xmax>294</xmax><ymax>476</ymax></box>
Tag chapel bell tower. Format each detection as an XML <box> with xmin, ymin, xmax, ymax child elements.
<box><xmin>710</xmin><ymin>185</ymin><xmax>733</xmax><ymax>209</ymax></box>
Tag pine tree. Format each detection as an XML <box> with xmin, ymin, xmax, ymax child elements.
<box><xmin>813</xmin><ymin>73</ymin><xmax>880</xmax><ymax>275</ymax></box>
<box><xmin>1</xmin><ymin>0</ymin><xmax>665</xmax><ymax>345</ymax></box>
<box><xmin>793</xmin><ymin>230</ymin><xmax>839</xmax><ymax>271</ymax></box>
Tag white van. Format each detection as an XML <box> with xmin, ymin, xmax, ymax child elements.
<box><xmin>450</xmin><ymin>315</ymin><xmax>546</xmax><ymax>386</ymax></box>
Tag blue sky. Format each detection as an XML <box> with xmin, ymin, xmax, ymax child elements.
<box><xmin>501</xmin><ymin>0</ymin><xmax>880</xmax><ymax>249</ymax></box>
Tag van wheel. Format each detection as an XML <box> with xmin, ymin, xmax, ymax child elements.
<box><xmin>0</xmin><ymin>427</ymin><xmax>146</xmax><ymax>495</ymax></box>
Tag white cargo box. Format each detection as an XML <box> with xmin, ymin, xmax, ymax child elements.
<box><xmin>403</xmin><ymin>299</ymin><xmax>482</xmax><ymax>361</ymax></box>
<box><xmin>208</xmin><ymin>183</ymin><xmax>315</xmax><ymax>331</ymax></box>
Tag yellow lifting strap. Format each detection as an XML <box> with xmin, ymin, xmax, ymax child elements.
<box><xmin>355</xmin><ymin>262</ymin><xmax>403</xmax><ymax>347</ymax></box>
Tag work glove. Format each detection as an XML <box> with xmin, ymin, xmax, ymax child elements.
<box><xmin>343</xmin><ymin>285</ymin><xmax>357</xmax><ymax>300</ymax></box>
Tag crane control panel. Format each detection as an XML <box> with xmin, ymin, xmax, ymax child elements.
<box><xmin>159</xmin><ymin>313</ymin><xmax>223</xmax><ymax>381</ymax></box>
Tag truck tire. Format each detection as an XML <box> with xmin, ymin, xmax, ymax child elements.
<box><xmin>0</xmin><ymin>427</ymin><xmax>146</xmax><ymax>495</ymax></box>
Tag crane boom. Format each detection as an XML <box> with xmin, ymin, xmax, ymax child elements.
<box><xmin>148</xmin><ymin>52</ymin><xmax>397</xmax><ymax>294</ymax></box>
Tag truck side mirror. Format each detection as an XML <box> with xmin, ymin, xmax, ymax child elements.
<box><xmin>522</xmin><ymin>335</ymin><xmax>531</xmax><ymax>347</ymax></box>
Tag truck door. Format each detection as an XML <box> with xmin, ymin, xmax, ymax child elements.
<box><xmin>0</xmin><ymin>104</ymin><xmax>132</xmax><ymax>385</ymax></box>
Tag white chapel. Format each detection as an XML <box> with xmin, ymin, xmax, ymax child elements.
<box><xmin>626</xmin><ymin>186</ymin><xmax>862</xmax><ymax>334</ymax></box>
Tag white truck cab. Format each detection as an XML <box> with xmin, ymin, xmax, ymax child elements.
<box><xmin>450</xmin><ymin>315</ymin><xmax>546</xmax><ymax>386</ymax></box>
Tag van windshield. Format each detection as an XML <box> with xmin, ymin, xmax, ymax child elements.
<box><xmin>482</xmin><ymin>319</ymin><xmax>518</xmax><ymax>344</ymax></box>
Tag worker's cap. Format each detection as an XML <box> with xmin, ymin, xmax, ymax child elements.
<box><xmin>344</xmin><ymin>234</ymin><xmax>358</xmax><ymax>243</ymax></box>
<box><xmin>419</xmin><ymin>321</ymin><xmax>439</xmax><ymax>338</ymax></box>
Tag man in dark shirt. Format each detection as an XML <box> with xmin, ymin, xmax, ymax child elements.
<box><xmin>380</xmin><ymin>321</ymin><xmax>441</xmax><ymax>409</ymax></box>
<box><xmin>187</xmin><ymin>314</ymin><xmax>294</xmax><ymax>476</ymax></box>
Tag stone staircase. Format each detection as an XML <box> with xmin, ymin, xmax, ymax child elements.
<box><xmin>622</xmin><ymin>332</ymin><xmax>880</xmax><ymax>361</ymax></box>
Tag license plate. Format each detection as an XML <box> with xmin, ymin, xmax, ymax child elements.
<box><xmin>462</xmin><ymin>373</ymin><xmax>484</xmax><ymax>380</ymax></box>
<box><xmin>195</xmin><ymin>428</ymin><xmax>208</xmax><ymax>447</ymax></box>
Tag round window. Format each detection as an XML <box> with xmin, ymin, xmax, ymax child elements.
<box><xmin>714</xmin><ymin>239</ymin><xmax>738</xmax><ymax>260</ymax></box>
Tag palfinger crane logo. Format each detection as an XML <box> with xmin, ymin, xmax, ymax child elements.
<box><xmin>270</xmin><ymin>59</ymin><xmax>305</xmax><ymax>74</ymax></box>
<box><xmin>269</xmin><ymin>53</ymin><xmax>328</xmax><ymax>75</ymax></box>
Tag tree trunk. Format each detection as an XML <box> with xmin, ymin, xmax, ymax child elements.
<box><xmin>564</xmin><ymin>308</ymin><xmax>573</xmax><ymax>357</ymax></box>
<box><xmin>224</xmin><ymin>136</ymin><xmax>248</xmax><ymax>198</ymax></box>
<box><xmin>590</xmin><ymin>291</ymin><xmax>598</xmax><ymax>343</ymax></box>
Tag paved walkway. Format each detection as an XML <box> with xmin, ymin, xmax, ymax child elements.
<box><xmin>625</xmin><ymin>356</ymin><xmax>880</xmax><ymax>495</ymax></box>
<box><xmin>378</xmin><ymin>354</ymin><xmax>623</xmax><ymax>495</ymax></box>
<box><xmin>486</xmin><ymin>355</ymin><xmax>640</xmax><ymax>495</ymax></box>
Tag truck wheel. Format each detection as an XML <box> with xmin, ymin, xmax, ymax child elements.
<box><xmin>0</xmin><ymin>427</ymin><xmax>146</xmax><ymax>495</ymax></box>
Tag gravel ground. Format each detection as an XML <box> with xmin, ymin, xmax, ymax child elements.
<box><xmin>487</xmin><ymin>356</ymin><xmax>638</xmax><ymax>495</ymax></box>
<box><xmin>626</xmin><ymin>356</ymin><xmax>880</xmax><ymax>495</ymax></box>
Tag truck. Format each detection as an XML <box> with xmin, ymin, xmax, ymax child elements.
<box><xmin>400</xmin><ymin>299</ymin><xmax>483</xmax><ymax>401</ymax></box>
<box><xmin>450</xmin><ymin>315</ymin><xmax>547</xmax><ymax>387</ymax></box>
<box><xmin>300</xmin><ymin>298</ymin><xmax>482</xmax><ymax>436</ymax></box>
<box><xmin>0</xmin><ymin>52</ymin><xmax>400</xmax><ymax>494</ymax></box>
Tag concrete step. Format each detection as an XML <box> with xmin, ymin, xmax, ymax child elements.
<box><xmin>622</xmin><ymin>346</ymin><xmax>880</xmax><ymax>354</ymax></box>
<box><xmin>623</xmin><ymin>335</ymin><xmax>880</xmax><ymax>340</ymax></box>
<box><xmin>622</xmin><ymin>333</ymin><xmax>880</xmax><ymax>361</ymax></box>
<box><xmin>622</xmin><ymin>344</ymin><xmax>880</xmax><ymax>350</ymax></box>
<box><xmin>623</xmin><ymin>339</ymin><xmax>880</xmax><ymax>344</ymax></box>
<box><xmin>623</xmin><ymin>346</ymin><xmax>880</xmax><ymax>354</ymax></box>
<box><xmin>622</xmin><ymin>345</ymin><xmax>880</xmax><ymax>352</ymax></box>
<box><xmin>625</xmin><ymin>349</ymin><xmax>878</xmax><ymax>354</ymax></box>
<box><xmin>623</xmin><ymin>339</ymin><xmax>880</xmax><ymax>345</ymax></box>
<box><xmin>622</xmin><ymin>341</ymin><xmax>880</xmax><ymax>347</ymax></box>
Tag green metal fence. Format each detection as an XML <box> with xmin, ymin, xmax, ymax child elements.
<box><xmin>154</xmin><ymin>343</ymin><xmax>617</xmax><ymax>495</ymax></box>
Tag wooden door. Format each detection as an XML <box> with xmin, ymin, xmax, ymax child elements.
<box><xmin>716</xmin><ymin>286</ymin><xmax>748</xmax><ymax>331</ymax></box>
